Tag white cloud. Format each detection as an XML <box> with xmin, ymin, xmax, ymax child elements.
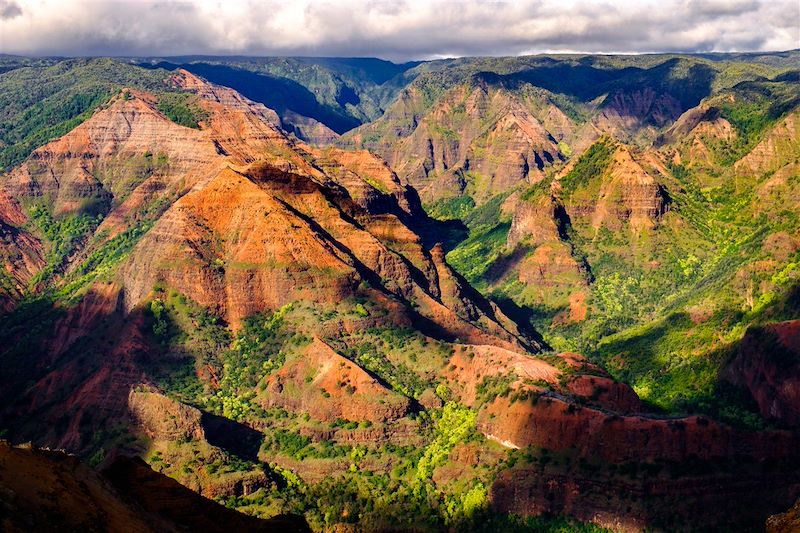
<box><xmin>0</xmin><ymin>0</ymin><xmax>22</xmax><ymax>20</ymax></box>
<box><xmin>0</xmin><ymin>0</ymin><xmax>797</xmax><ymax>60</ymax></box>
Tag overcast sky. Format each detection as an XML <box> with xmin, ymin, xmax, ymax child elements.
<box><xmin>1</xmin><ymin>0</ymin><xmax>798</xmax><ymax>61</ymax></box>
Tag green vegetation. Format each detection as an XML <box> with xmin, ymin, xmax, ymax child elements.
<box><xmin>558</xmin><ymin>136</ymin><xmax>615</xmax><ymax>197</ymax></box>
<box><xmin>94</xmin><ymin>150</ymin><xmax>170</xmax><ymax>201</ymax></box>
<box><xmin>445</xmin><ymin>192</ymin><xmax>514</xmax><ymax>286</ymax></box>
<box><xmin>424</xmin><ymin>195</ymin><xmax>475</xmax><ymax>221</ymax></box>
<box><xmin>713</xmin><ymin>78</ymin><xmax>800</xmax><ymax>164</ymax></box>
<box><xmin>0</xmin><ymin>89</ymin><xmax>110</xmax><ymax>170</ymax></box>
<box><xmin>0</xmin><ymin>58</ymin><xmax>176</xmax><ymax>170</ymax></box>
<box><xmin>57</xmin><ymin>221</ymin><xmax>153</xmax><ymax>301</ymax></box>
<box><xmin>340</xmin><ymin>326</ymin><xmax>431</xmax><ymax>398</ymax></box>
<box><xmin>156</xmin><ymin>92</ymin><xmax>209</xmax><ymax>129</ymax></box>
<box><xmin>27</xmin><ymin>204</ymin><xmax>102</xmax><ymax>287</ymax></box>
<box><xmin>205</xmin><ymin>304</ymin><xmax>307</xmax><ymax>420</ymax></box>
<box><xmin>413</xmin><ymin>402</ymin><xmax>477</xmax><ymax>495</ymax></box>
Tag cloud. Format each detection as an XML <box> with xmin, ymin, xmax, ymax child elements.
<box><xmin>0</xmin><ymin>0</ymin><xmax>22</xmax><ymax>20</ymax></box>
<box><xmin>0</xmin><ymin>0</ymin><xmax>797</xmax><ymax>60</ymax></box>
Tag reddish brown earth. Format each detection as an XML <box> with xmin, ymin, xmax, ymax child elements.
<box><xmin>492</xmin><ymin>457</ymin><xmax>800</xmax><ymax>532</ymax></box>
<box><xmin>0</xmin><ymin>190</ymin><xmax>45</xmax><ymax>310</ymax></box>
<box><xmin>484</xmin><ymin>378</ymin><xmax>800</xmax><ymax>531</ymax></box>
<box><xmin>0</xmin><ymin>442</ymin><xmax>309</xmax><ymax>533</ymax></box>
<box><xmin>724</xmin><ymin>320</ymin><xmax>800</xmax><ymax>427</ymax></box>
<box><xmin>557</xmin><ymin>142</ymin><xmax>668</xmax><ymax>233</ymax></box>
<box><xmin>344</xmin><ymin>80</ymin><xmax>568</xmax><ymax>204</ymax></box>
<box><xmin>768</xmin><ymin>498</ymin><xmax>800</xmax><ymax>533</ymax></box>
<box><xmin>260</xmin><ymin>337</ymin><xmax>410</xmax><ymax>423</ymax></box>
<box><xmin>478</xmin><ymin>393</ymin><xmax>796</xmax><ymax>462</ymax></box>
<box><xmin>594</xmin><ymin>87</ymin><xmax>683</xmax><ymax>141</ymax></box>
<box><xmin>735</xmin><ymin>110</ymin><xmax>800</xmax><ymax>176</ymax></box>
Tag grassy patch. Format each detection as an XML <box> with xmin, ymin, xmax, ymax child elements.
<box><xmin>558</xmin><ymin>136</ymin><xmax>615</xmax><ymax>197</ymax></box>
<box><xmin>156</xmin><ymin>92</ymin><xmax>209</xmax><ymax>129</ymax></box>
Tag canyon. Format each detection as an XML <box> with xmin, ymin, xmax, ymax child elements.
<box><xmin>0</xmin><ymin>52</ymin><xmax>798</xmax><ymax>532</ymax></box>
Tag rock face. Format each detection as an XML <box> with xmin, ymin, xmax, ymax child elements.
<box><xmin>478</xmin><ymin>393</ymin><xmax>796</xmax><ymax>462</ymax></box>
<box><xmin>659</xmin><ymin>104</ymin><xmax>738</xmax><ymax>166</ymax></box>
<box><xmin>493</xmin><ymin>459</ymin><xmax>800</xmax><ymax>533</ymax></box>
<box><xmin>559</xmin><ymin>142</ymin><xmax>668</xmax><ymax>233</ymax></box>
<box><xmin>484</xmin><ymin>388</ymin><xmax>800</xmax><ymax>531</ymax></box>
<box><xmin>343</xmin><ymin>80</ymin><xmax>567</xmax><ymax>204</ymax></box>
<box><xmin>660</xmin><ymin>104</ymin><xmax>736</xmax><ymax>146</ymax></box>
<box><xmin>594</xmin><ymin>87</ymin><xmax>683</xmax><ymax>140</ymax></box>
<box><xmin>724</xmin><ymin>320</ymin><xmax>800</xmax><ymax>427</ymax></box>
<box><xmin>735</xmin><ymin>110</ymin><xmax>800</xmax><ymax>176</ymax></box>
<box><xmin>129</xmin><ymin>389</ymin><xmax>206</xmax><ymax>442</ymax></box>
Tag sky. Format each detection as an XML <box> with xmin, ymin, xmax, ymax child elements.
<box><xmin>1</xmin><ymin>0</ymin><xmax>798</xmax><ymax>61</ymax></box>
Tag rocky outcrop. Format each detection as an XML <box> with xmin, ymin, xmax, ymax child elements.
<box><xmin>444</xmin><ymin>344</ymin><xmax>561</xmax><ymax>405</ymax></box>
<box><xmin>281</xmin><ymin>109</ymin><xmax>340</xmax><ymax>145</ymax></box>
<box><xmin>656</xmin><ymin>104</ymin><xmax>737</xmax><ymax>165</ymax></box>
<box><xmin>507</xmin><ymin>192</ymin><xmax>561</xmax><ymax>247</ymax></box>
<box><xmin>594</xmin><ymin>87</ymin><xmax>683</xmax><ymax>140</ymax></box>
<box><xmin>562</xmin><ymin>143</ymin><xmax>668</xmax><ymax>233</ymax></box>
<box><xmin>128</xmin><ymin>390</ymin><xmax>206</xmax><ymax>442</ymax></box>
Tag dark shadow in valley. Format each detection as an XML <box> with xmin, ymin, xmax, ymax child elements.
<box><xmin>140</xmin><ymin>61</ymin><xmax>361</xmax><ymax>133</ymax></box>
<box><xmin>200</xmin><ymin>411</ymin><xmax>263</xmax><ymax>462</ymax></box>
<box><xmin>103</xmin><ymin>455</ymin><xmax>311</xmax><ymax>532</ymax></box>
<box><xmin>489</xmin><ymin>294</ymin><xmax>550</xmax><ymax>351</ymax></box>
<box><xmin>483</xmin><ymin>244</ymin><xmax>530</xmax><ymax>285</ymax></box>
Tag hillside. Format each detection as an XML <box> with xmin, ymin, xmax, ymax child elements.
<box><xmin>340</xmin><ymin>53</ymin><xmax>800</xmax><ymax>423</ymax></box>
<box><xmin>0</xmin><ymin>54</ymin><xmax>799</xmax><ymax>532</ymax></box>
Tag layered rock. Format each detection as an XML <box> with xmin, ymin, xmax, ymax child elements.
<box><xmin>659</xmin><ymin>104</ymin><xmax>737</xmax><ymax>166</ymax></box>
<box><xmin>594</xmin><ymin>87</ymin><xmax>683</xmax><ymax>141</ymax></box>
<box><xmin>560</xmin><ymin>142</ymin><xmax>668</xmax><ymax>233</ymax></box>
<box><xmin>492</xmin><ymin>458</ymin><xmax>800</xmax><ymax>533</ymax></box>
<box><xmin>735</xmin><ymin>110</ymin><xmax>800</xmax><ymax>176</ymax></box>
